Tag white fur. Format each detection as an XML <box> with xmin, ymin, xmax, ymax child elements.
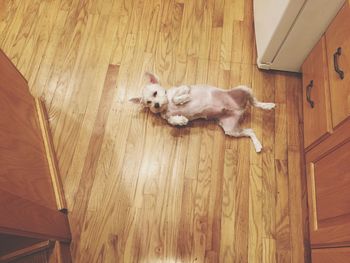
<box><xmin>130</xmin><ymin>73</ymin><xmax>275</xmax><ymax>153</ymax></box>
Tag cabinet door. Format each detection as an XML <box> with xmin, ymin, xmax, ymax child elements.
<box><xmin>302</xmin><ymin>37</ymin><xmax>332</xmax><ymax>148</ymax></box>
<box><xmin>312</xmin><ymin>247</ymin><xmax>350</xmax><ymax>263</ymax></box>
<box><xmin>325</xmin><ymin>3</ymin><xmax>350</xmax><ymax>127</ymax></box>
<box><xmin>306</xmin><ymin>127</ymin><xmax>350</xmax><ymax>247</ymax></box>
<box><xmin>0</xmin><ymin>50</ymin><xmax>70</xmax><ymax>241</ymax></box>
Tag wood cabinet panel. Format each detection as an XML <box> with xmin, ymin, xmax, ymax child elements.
<box><xmin>325</xmin><ymin>3</ymin><xmax>350</xmax><ymax>127</ymax></box>
<box><xmin>0</xmin><ymin>50</ymin><xmax>57</xmax><ymax>210</ymax></box>
<box><xmin>312</xmin><ymin>247</ymin><xmax>350</xmax><ymax>263</ymax></box>
<box><xmin>306</xmin><ymin>137</ymin><xmax>350</xmax><ymax>247</ymax></box>
<box><xmin>301</xmin><ymin>37</ymin><xmax>332</xmax><ymax>148</ymax></box>
<box><xmin>0</xmin><ymin>49</ymin><xmax>71</xmax><ymax>245</ymax></box>
<box><xmin>0</xmin><ymin>189</ymin><xmax>70</xmax><ymax>241</ymax></box>
<box><xmin>314</xmin><ymin>140</ymin><xmax>350</xmax><ymax>224</ymax></box>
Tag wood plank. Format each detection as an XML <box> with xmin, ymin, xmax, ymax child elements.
<box><xmin>286</xmin><ymin>75</ymin><xmax>308</xmax><ymax>263</ymax></box>
<box><xmin>248</xmin><ymin>67</ymin><xmax>264</xmax><ymax>263</ymax></box>
<box><xmin>274</xmin><ymin>74</ymin><xmax>292</xmax><ymax>263</ymax></box>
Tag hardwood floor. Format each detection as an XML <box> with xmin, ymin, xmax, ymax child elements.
<box><xmin>0</xmin><ymin>0</ymin><xmax>309</xmax><ymax>262</ymax></box>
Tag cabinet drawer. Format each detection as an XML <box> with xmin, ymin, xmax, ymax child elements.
<box><xmin>312</xmin><ymin>247</ymin><xmax>350</xmax><ymax>263</ymax></box>
<box><xmin>302</xmin><ymin>37</ymin><xmax>332</xmax><ymax>148</ymax></box>
<box><xmin>325</xmin><ymin>3</ymin><xmax>350</xmax><ymax>127</ymax></box>
<box><xmin>306</xmin><ymin>133</ymin><xmax>350</xmax><ymax>247</ymax></box>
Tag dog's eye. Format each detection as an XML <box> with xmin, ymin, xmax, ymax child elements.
<box><xmin>153</xmin><ymin>91</ymin><xmax>157</xmax><ymax>97</ymax></box>
<box><xmin>147</xmin><ymin>101</ymin><xmax>151</xmax><ymax>104</ymax></box>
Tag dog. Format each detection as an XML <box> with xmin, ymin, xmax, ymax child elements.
<box><xmin>130</xmin><ymin>72</ymin><xmax>275</xmax><ymax>152</ymax></box>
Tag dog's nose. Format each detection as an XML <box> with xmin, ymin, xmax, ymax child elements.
<box><xmin>155</xmin><ymin>103</ymin><xmax>160</xmax><ymax>109</ymax></box>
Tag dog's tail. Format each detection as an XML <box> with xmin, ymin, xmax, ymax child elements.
<box><xmin>231</xmin><ymin>85</ymin><xmax>275</xmax><ymax>110</ymax></box>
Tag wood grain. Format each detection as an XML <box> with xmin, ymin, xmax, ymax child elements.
<box><xmin>306</xmin><ymin>134</ymin><xmax>350</xmax><ymax>248</ymax></box>
<box><xmin>312</xmin><ymin>247</ymin><xmax>350</xmax><ymax>263</ymax></box>
<box><xmin>0</xmin><ymin>189</ymin><xmax>71</xmax><ymax>241</ymax></box>
<box><xmin>0</xmin><ymin>48</ymin><xmax>71</xmax><ymax>253</ymax></box>
<box><xmin>301</xmin><ymin>36</ymin><xmax>332</xmax><ymax>149</ymax></box>
<box><xmin>0</xmin><ymin>0</ymin><xmax>307</xmax><ymax>262</ymax></box>
<box><xmin>48</xmin><ymin>241</ymin><xmax>72</xmax><ymax>263</ymax></box>
<box><xmin>0</xmin><ymin>49</ymin><xmax>56</xmax><ymax>210</ymax></box>
<box><xmin>35</xmin><ymin>98</ymin><xmax>67</xmax><ymax>211</ymax></box>
<box><xmin>0</xmin><ymin>234</ymin><xmax>44</xmax><ymax>256</ymax></box>
<box><xmin>314</xmin><ymin>141</ymin><xmax>350</xmax><ymax>224</ymax></box>
<box><xmin>325</xmin><ymin>2</ymin><xmax>350</xmax><ymax>128</ymax></box>
<box><xmin>0</xmin><ymin>240</ymin><xmax>52</xmax><ymax>263</ymax></box>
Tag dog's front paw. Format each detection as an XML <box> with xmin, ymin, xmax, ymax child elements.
<box><xmin>173</xmin><ymin>94</ymin><xmax>191</xmax><ymax>105</ymax></box>
<box><xmin>168</xmin><ymin>115</ymin><xmax>189</xmax><ymax>126</ymax></box>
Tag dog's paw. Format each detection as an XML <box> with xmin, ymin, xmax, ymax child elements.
<box><xmin>168</xmin><ymin>115</ymin><xmax>189</xmax><ymax>126</ymax></box>
<box><xmin>263</xmin><ymin>102</ymin><xmax>276</xmax><ymax>110</ymax></box>
<box><xmin>173</xmin><ymin>94</ymin><xmax>191</xmax><ymax>105</ymax></box>
<box><xmin>254</xmin><ymin>141</ymin><xmax>262</xmax><ymax>153</ymax></box>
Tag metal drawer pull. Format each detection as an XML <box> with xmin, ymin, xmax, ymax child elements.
<box><xmin>333</xmin><ymin>47</ymin><xmax>344</xmax><ymax>79</ymax></box>
<box><xmin>306</xmin><ymin>80</ymin><xmax>314</xmax><ymax>108</ymax></box>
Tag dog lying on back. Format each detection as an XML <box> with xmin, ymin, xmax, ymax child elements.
<box><xmin>130</xmin><ymin>72</ymin><xmax>275</xmax><ymax>152</ymax></box>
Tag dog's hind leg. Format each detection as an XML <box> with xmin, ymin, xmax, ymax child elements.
<box><xmin>219</xmin><ymin>115</ymin><xmax>262</xmax><ymax>152</ymax></box>
<box><xmin>231</xmin><ymin>128</ymin><xmax>262</xmax><ymax>153</ymax></box>
<box><xmin>230</xmin><ymin>85</ymin><xmax>276</xmax><ymax>110</ymax></box>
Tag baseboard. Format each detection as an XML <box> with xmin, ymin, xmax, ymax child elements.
<box><xmin>35</xmin><ymin>98</ymin><xmax>67</xmax><ymax>211</ymax></box>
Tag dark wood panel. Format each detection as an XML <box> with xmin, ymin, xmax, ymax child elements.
<box><xmin>8</xmin><ymin>252</ymin><xmax>49</xmax><ymax>263</ymax></box>
<box><xmin>0</xmin><ymin>234</ymin><xmax>43</xmax><ymax>256</ymax></box>
<box><xmin>0</xmin><ymin>189</ymin><xmax>71</xmax><ymax>241</ymax></box>
<box><xmin>312</xmin><ymin>247</ymin><xmax>350</xmax><ymax>263</ymax></box>
<box><xmin>0</xmin><ymin>240</ymin><xmax>51</xmax><ymax>263</ymax></box>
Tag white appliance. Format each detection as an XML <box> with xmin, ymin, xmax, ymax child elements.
<box><xmin>254</xmin><ymin>0</ymin><xmax>345</xmax><ymax>72</ymax></box>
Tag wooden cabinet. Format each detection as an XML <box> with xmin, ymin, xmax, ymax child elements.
<box><xmin>325</xmin><ymin>4</ymin><xmax>350</xmax><ymax>127</ymax></box>
<box><xmin>302</xmin><ymin>37</ymin><xmax>332</xmax><ymax>148</ymax></box>
<box><xmin>312</xmin><ymin>247</ymin><xmax>350</xmax><ymax>263</ymax></box>
<box><xmin>0</xmin><ymin>50</ymin><xmax>71</xmax><ymax>261</ymax></box>
<box><xmin>306</xmin><ymin>121</ymin><xmax>350</xmax><ymax>247</ymax></box>
<box><xmin>301</xmin><ymin>2</ymin><xmax>350</xmax><ymax>262</ymax></box>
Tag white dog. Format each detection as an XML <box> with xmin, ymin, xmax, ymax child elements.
<box><xmin>130</xmin><ymin>72</ymin><xmax>275</xmax><ymax>152</ymax></box>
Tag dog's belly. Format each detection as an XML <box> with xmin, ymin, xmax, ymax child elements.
<box><xmin>166</xmin><ymin>86</ymin><xmax>239</xmax><ymax>120</ymax></box>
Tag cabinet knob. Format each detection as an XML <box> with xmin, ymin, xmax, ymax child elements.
<box><xmin>333</xmin><ymin>47</ymin><xmax>344</xmax><ymax>80</ymax></box>
<box><xmin>306</xmin><ymin>80</ymin><xmax>314</xmax><ymax>108</ymax></box>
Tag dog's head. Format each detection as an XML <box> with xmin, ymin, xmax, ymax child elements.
<box><xmin>130</xmin><ymin>72</ymin><xmax>168</xmax><ymax>114</ymax></box>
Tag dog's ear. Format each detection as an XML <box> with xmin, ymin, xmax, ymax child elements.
<box><xmin>129</xmin><ymin>97</ymin><xmax>143</xmax><ymax>104</ymax></box>
<box><xmin>145</xmin><ymin>72</ymin><xmax>159</xmax><ymax>84</ymax></box>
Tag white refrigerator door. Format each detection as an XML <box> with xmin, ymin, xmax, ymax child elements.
<box><xmin>270</xmin><ymin>0</ymin><xmax>346</xmax><ymax>72</ymax></box>
<box><xmin>253</xmin><ymin>0</ymin><xmax>306</xmax><ymax>68</ymax></box>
